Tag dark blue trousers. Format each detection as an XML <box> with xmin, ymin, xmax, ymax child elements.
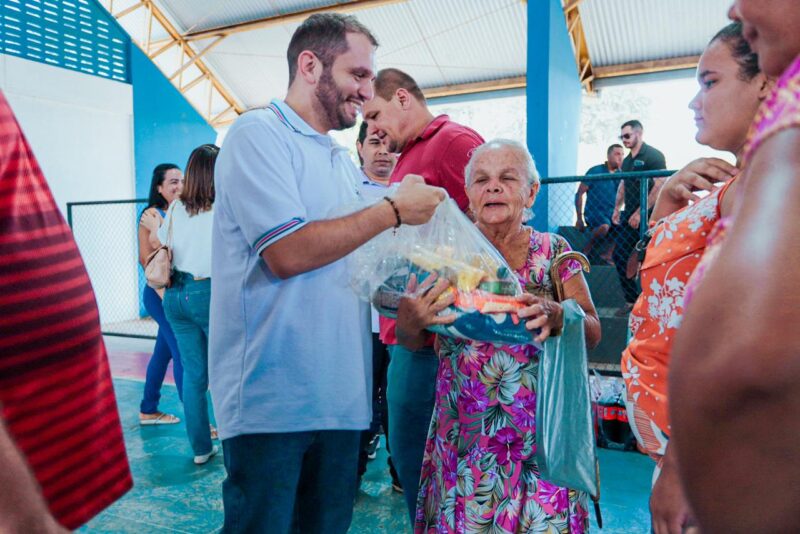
<box><xmin>221</xmin><ymin>430</ymin><xmax>361</xmax><ymax>534</ymax></box>
<box><xmin>140</xmin><ymin>285</ymin><xmax>183</xmax><ymax>413</ymax></box>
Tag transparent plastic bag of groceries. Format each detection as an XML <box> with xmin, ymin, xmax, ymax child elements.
<box><xmin>350</xmin><ymin>197</ymin><xmax>539</xmax><ymax>347</ymax></box>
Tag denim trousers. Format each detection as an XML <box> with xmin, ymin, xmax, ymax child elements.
<box><xmin>221</xmin><ymin>430</ymin><xmax>360</xmax><ymax>534</ymax></box>
<box><xmin>386</xmin><ymin>344</ymin><xmax>439</xmax><ymax>521</ymax></box>
<box><xmin>163</xmin><ymin>273</ymin><xmax>213</xmax><ymax>456</ymax></box>
<box><xmin>140</xmin><ymin>285</ymin><xmax>183</xmax><ymax>413</ymax></box>
<box><xmin>358</xmin><ymin>333</ymin><xmax>392</xmax><ymax>477</ymax></box>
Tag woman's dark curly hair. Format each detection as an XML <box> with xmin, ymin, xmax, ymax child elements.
<box><xmin>710</xmin><ymin>22</ymin><xmax>761</xmax><ymax>81</ymax></box>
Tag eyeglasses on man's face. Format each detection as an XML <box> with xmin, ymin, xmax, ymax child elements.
<box><xmin>619</xmin><ymin>133</ymin><xmax>634</xmax><ymax>140</ymax></box>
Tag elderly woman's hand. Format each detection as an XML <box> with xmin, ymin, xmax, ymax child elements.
<box><xmin>516</xmin><ymin>294</ymin><xmax>564</xmax><ymax>344</ymax></box>
<box><xmin>396</xmin><ymin>273</ymin><xmax>456</xmax><ymax>350</ymax></box>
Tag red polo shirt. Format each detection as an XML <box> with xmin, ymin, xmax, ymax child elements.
<box><xmin>0</xmin><ymin>91</ymin><xmax>132</xmax><ymax>529</ymax></box>
<box><xmin>380</xmin><ymin>114</ymin><xmax>484</xmax><ymax>345</ymax></box>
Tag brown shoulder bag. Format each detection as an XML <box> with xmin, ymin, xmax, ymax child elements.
<box><xmin>144</xmin><ymin>209</ymin><xmax>173</xmax><ymax>289</ymax></box>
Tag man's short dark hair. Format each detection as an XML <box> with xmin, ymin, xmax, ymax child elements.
<box><xmin>607</xmin><ymin>143</ymin><xmax>623</xmax><ymax>155</ymax></box>
<box><xmin>357</xmin><ymin>121</ymin><xmax>369</xmax><ymax>146</ymax></box>
<box><xmin>287</xmin><ymin>13</ymin><xmax>378</xmax><ymax>85</ymax></box>
<box><xmin>374</xmin><ymin>68</ymin><xmax>426</xmax><ymax>103</ymax></box>
<box><xmin>356</xmin><ymin>121</ymin><xmax>369</xmax><ymax>165</ymax></box>
<box><xmin>621</xmin><ymin>119</ymin><xmax>643</xmax><ymax>131</ymax></box>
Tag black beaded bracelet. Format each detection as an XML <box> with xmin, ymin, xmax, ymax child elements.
<box><xmin>384</xmin><ymin>196</ymin><xmax>402</xmax><ymax>228</ymax></box>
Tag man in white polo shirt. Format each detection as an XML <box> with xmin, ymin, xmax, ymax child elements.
<box><xmin>210</xmin><ymin>13</ymin><xmax>445</xmax><ymax>534</ymax></box>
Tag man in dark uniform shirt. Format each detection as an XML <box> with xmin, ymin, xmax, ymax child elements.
<box><xmin>612</xmin><ymin>120</ymin><xmax>667</xmax><ymax>315</ymax></box>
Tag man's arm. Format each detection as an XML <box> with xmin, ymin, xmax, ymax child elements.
<box><xmin>263</xmin><ymin>175</ymin><xmax>444</xmax><ymax>279</ymax></box>
<box><xmin>670</xmin><ymin>128</ymin><xmax>800</xmax><ymax>533</ymax></box>
<box><xmin>0</xmin><ymin>417</ymin><xmax>68</xmax><ymax>533</ymax></box>
<box><xmin>646</xmin><ymin>177</ymin><xmax>666</xmax><ymax>209</ymax></box>
<box><xmin>575</xmin><ymin>183</ymin><xmax>589</xmax><ymax>228</ymax></box>
<box><xmin>612</xmin><ymin>180</ymin><xmax>624</xmax><ymax>225</ymax></box>
<box><xmin>218</xmin><ymin>123</ymin><xmax>444</xmax><ymax>280</ymax></box>
<box><xmin>646</xmin><ymin>150</ymin><xmax>668</xmax><ymax>209</ymax></box>
<box><xmin>630</xmin><ymin>176</ymin><xmax>666</xmax><ymax>230</ymax></box>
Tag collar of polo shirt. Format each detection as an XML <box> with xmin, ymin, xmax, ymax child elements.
<box><xmin>269</xmin><ymin>99</ymin><xmax>326</xmax><ymax>138</ymax></box>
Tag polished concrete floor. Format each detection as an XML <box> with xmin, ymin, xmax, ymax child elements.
<box><xmin>80</xmin><ymin>337</ymin><xmax>653</xmax><ymax>533</ymax></box>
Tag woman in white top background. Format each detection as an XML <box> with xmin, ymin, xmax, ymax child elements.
<box><xmin>143</xmin><ymin>144</ymin><xmax>219</xmax><ymax>465</ymax></box>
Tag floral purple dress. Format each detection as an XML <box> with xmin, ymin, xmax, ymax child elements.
<box><xmin>414</xmin><ymin>230</ymin><xmax>589</xmax><ymax>534</ymax></box>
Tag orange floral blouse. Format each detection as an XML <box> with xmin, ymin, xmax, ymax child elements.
<box><xmin>621</xmin><ymin>179</ymin><xmax>736</xmax><ymax>437</ymax></box>
<box><xmin>624</xmin><ymin>53</ymin><xmax>800</xmax><ymax>445</ymax></box>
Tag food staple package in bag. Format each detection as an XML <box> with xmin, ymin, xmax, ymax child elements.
<box><xmin>350</xmin><ymin>197</ymin><xmax>539</xmax><ymax>347</ymax></box>
<box><xmin>535</xmin><ymin>299</ymin><xmax>599</xmax><ymax>499</ymax></box>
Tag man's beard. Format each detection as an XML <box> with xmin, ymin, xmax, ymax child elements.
<box><xmin>385</xmin><ymin>133</ymin><xmax>410</xmax><ymax>154</ymax></box>
<box><xmin>314</xmin><ymin>68</ymin><xmax>356</xmax><ymax>131</ymax></box>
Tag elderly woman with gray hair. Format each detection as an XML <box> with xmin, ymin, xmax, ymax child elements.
<box><xmin>397</xmin><ymin>139</ymin><xmax>601</xmax><ymax>533</ymax></box>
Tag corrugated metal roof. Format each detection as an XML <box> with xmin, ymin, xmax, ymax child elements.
<box><xmin>160</xmin><ymin>0</ymin><xmax>348</xmax><ymax>34</ymax></box>
<box><xmin>580</xmin><ymin>0</ymin><xmax>732</xmax><ymax>67</ymax></box>
<box><xmin>156</xmin><ymin>0</ymin><xmax>527</xmax><ymax>110</ymax></box>
<box><xmin>115</xmin><ymin>0</ymin><xmax>741</xmax><ymax>119</ymax></box>
<box><xmin>200</xmin><ymin>28</ymin><xmax>292</xmax><ymax>108</ymax></box>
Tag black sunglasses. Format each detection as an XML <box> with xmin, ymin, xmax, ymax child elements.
<box><xmin>619</xmin><ymin>133</ymin><xmax>634</xmax><ymax>140</ymax></box>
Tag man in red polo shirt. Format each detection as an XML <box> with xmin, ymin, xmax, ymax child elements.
<box><xmin>363</xmin><ymin>68</ymin><xmax>484</xmax><ymax>519</ymax></box>
<box><xmin>0</xmin><ymin>90</ymin><xmax>132</xmax><ymax>531</ymax></box>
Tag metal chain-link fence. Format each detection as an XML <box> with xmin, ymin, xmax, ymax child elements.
<box><xmin>68</xmin><ymin>169</ymin><xmax>673</xmax><ymax>369</ymax></box>
<box><xmin>68</xmin><ymin>199</ymin><xmax>157</xmax><ymax>339</ymax></box>
<box><xmin>541</xmin><ymin>170</ymin><xmax>673</xmax><ymax>370</ymax></box>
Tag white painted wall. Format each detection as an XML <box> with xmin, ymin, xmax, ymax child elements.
<box><xmin>0</xmin><ymin>54</ymin><xmax>136</xmax><ymax>213</ymax></box>
<box><xmin>0</xmin><ymin>54</ymin><xmax>141</xmax><ymax>328</ymax></box>
<box><xmin>578</xmin><ymin>74</ymin><xmax>732</xmax><ymax>178</ymax></box>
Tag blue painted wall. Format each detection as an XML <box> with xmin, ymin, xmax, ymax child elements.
<box><xmin>526</xmin><ymin>0</ymin><xmax>582</xmax><ymax>232</ymax></box>
<box><xmin>130</xmin><ymin>44</ymin><xmax>216</xmax><ymax>316</ymax></box>
<box><xmin>131</xmin><ymin>45</ymin><xmax>217</xmax><ymax>199</ymax></box>
<box><xmin>1</xmin><ymin>0</ymin><xmax>130</xmax><ymax>84</ymax></box>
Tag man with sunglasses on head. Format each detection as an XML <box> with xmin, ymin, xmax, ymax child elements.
<box><xmin>612</xmin><ymin>119</ymin><xmax>667</xmax><ymax>316</ymax></box>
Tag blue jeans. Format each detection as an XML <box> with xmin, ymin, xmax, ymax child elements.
<box><xmin>221</xmin><ymin>430</ymin><xmax>360</xmax><ymax>534</ymax></box>
<box><xmin>140</xmin><ymin>285</ymin><xmax>183</xmax><ymax>413</ymax></box>
<box><xmin>387</xmin><ymin>344</ymin><xmax>439</xmax><ymax>521</ymax></box>
<box><xmin>358</xmin><ymin>333</ymin><xmax>392</xmax><ymax>478</ymax></box>
<box><xmin>163</xmin><ymin>273</ymin><xmax>213</xmax><ymax>456</ymax></box>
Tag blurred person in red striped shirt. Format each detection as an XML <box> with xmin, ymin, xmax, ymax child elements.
<box><xmin>0</xmin><ymin>90</ymin><xmax>131</xmax><ymax>531</ymax></box>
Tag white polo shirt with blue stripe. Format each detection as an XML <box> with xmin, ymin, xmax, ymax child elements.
<box><xmin>209</xmin><ymin>99</ymin><xmax>372</xmax><ymax>439</ymax></box>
